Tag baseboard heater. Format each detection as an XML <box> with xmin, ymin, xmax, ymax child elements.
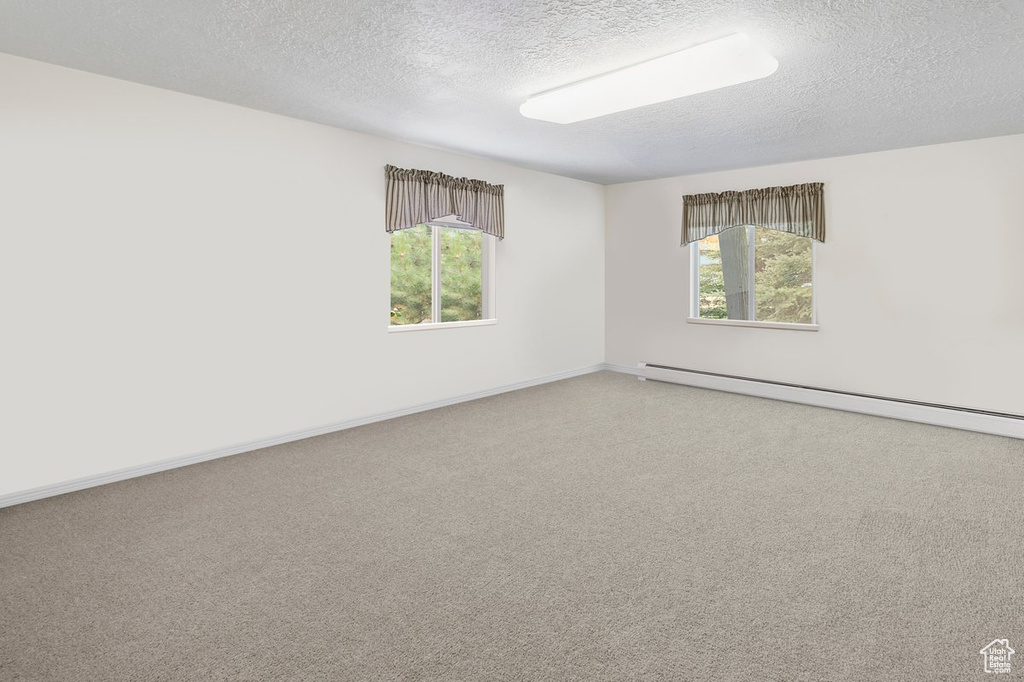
<box><xmin>639</xmin><ymin>363</ymin><xmax>1024</xmax><ymax>440</ymax></box>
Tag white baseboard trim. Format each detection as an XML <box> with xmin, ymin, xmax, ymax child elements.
<box><xmin>0</xmin><ymin>363</ymin><xmax>609</xmax><ymax>510</ymax></box>
<box><xmin>601</xmin><ymin>363</ymin><xmax>645</xmax><ymax>376</ymax></box>
<box><xmin>641</xmin><ymin>363</ymin><xmax>1024</xmax><ymax>439</ymax></box>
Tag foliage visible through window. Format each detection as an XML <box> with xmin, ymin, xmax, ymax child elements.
<box><xmin>391</xmin><ymin>223</ymin><xmax>487</xmax><ymax>325</ymax></box>
<box><xmin>390</xmin><ymin>225</ymin><xmax>432</xmax><ymax>324</ymax></box>
<box><xmin>696</xmin><ymin>225</ymin><xmax>813</xmax><ymax>324</ymax></box>
<box><xmin>439</xmin><ymin>228</ymin><xmax>483</xmax><ymax>322</ymax></box>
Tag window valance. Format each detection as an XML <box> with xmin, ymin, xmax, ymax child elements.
<box><xmin>681</xmin><ymin>182</ymin><xmax>825</xmax><ymax>245</ymax></box>
<box><xmin>385</xmin><ymin>165</ymin><xmax>504</xmax><ymax>239</ymax></box>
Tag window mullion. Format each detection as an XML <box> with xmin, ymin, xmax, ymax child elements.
<box><xmin>691</xmin><ymin>242</ymin><xmax>700</xmax><ymax>318</ymax></box>
<box><xmin>747</xmin><ymin>226</ymin><xmax>756</xmax><ymax>321</ymax></box>
<box><xmin>481</xmin><ymin>235</ymin><xmax>490</xmax><ymax>319</ymax></box>
<box><xmin>431</xmin><ymin>225</ymin><xmax>441</xmax><ymax>323</ymax></box>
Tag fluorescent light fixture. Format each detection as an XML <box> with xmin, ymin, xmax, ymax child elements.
<box><xmin>519</xmin><ymin>33</ymin><xmax>778</xmax><ymax>124</ymax></box>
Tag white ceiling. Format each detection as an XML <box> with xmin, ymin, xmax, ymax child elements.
<box><xmin>2</xmin><ymin>0</ymin><xmax>1023</xmax><ymax>184</ymax></box>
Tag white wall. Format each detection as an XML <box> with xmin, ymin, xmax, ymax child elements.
<box><xmin>0</xmin><ymin>53</ymin><xmax>605</xmax><ymax>498</ymax></box>
<box><xmin>606</xmin><ymin>134</ymin><xmax>1024</xmax><ymax>415</ymax></box>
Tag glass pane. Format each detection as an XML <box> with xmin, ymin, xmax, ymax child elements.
<box><xmin>697</xmin><ymin>226</ymin><xmax>751</xmax><ymax>320</ymax></box>
<box><xmin>753</xmin><ymin>227</ymin><xmax>813</xmax><ymax>324</ymax></box>
<box><xmin>390</xmin><ymin>224</ymin><xmax>432</xmax><ymax>325</ymax></box>
<box><xmin>697</xmin><ymin>234</ymin><xmax>726</xmax><ymax>319</ymax></box>
<box><xmin>440</xmin><ymin>227</ymin><xmax>483</xmax><ymax>322</ymax></box>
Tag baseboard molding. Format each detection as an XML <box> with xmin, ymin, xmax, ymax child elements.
<box><xmin>641</xmin><ymin>363</ymin><xmax>1024</xmax><ymax>439</ymax></box>
<box><xmin>601</xmin><ymin>363</ymin><xmax>645</xmax><ymax>376</ymax></box>
<box><xmin>0</xmin><ymin>363</ymin><xmax>610</xmax><ymax>510</ymax></box>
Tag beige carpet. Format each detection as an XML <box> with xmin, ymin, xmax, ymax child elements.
<box><xmin>1</xmin><ymin>372</ymin><xmax>1021</xmax><ymax>681</ymax></box>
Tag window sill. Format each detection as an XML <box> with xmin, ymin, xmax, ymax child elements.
<box><xmin>686</xmin><ymin>317</ymin><xmax>819</xmax><ymax>331</ymax></box>
<box><xmin>388</xmin><ymin>319</ymin><xmax>498</xmax><ymax>333</ymax></box>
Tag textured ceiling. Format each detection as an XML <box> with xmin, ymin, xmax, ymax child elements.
<box><xmin>2</xmin><ymin>0</ymin><xmax>1023</xmax><ymax>184</ymax></box>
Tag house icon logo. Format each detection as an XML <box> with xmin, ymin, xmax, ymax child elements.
<box><xmin>980</xmin><ymin>639</ymin><xmax>1014</xmax><ymax>674</ymax></box>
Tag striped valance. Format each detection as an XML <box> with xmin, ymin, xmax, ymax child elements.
<box><xmin>385</xmin><ymin>165</ymin><xmax>504</xmax><ymax>239</ymax></box>
<box><xmin>681</xmin><ymin>182</ymin><xmax>825</xmax><ymax>245</ymax></box>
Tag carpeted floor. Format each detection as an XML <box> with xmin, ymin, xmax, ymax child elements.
<box><xmin>1</xmin><ymin>371</ymin><xmax>1021</xmax><ymax>681</ymax></box>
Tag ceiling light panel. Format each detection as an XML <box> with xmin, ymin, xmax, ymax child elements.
<box><xmin>520</xmin><ymin>33</ymin><xmax>778</xmax><ymax>124</ymax></box>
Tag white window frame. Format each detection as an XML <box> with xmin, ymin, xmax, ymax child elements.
<box><xmin>688</xmin><ymin>227</ymin><xmax>818</xmax><ymax>331</ymax></box>
<box><xmin>388</xmin><ymin>219</ymin><xmax>496</xmax><ymax>332</ymax></box>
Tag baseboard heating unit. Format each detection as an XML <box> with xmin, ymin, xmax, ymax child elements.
<box><xmin>639</xmin><ymin>363</ymin><xmax>1024</xmax><ymax>439</ymax></box>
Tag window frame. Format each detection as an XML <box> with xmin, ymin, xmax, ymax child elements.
<box><xmin>688</xmin><ymin>226</ymin><xmax>819</xmax><ymax>331</ymax></box>
<box><xmin>388</xmin><ymin>219</ymin><xmax>496</xmax><ymax>332</ymax></box>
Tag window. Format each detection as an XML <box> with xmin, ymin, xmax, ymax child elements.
<box><xmin>691</xmin><ymin>224</ymin><xmax>815</xmax><ymax>328</ymax></box>
<box><xmin>389</xmin><ymin>216</ymin><xmax>494</xmax><ymax>329</ymax></box>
